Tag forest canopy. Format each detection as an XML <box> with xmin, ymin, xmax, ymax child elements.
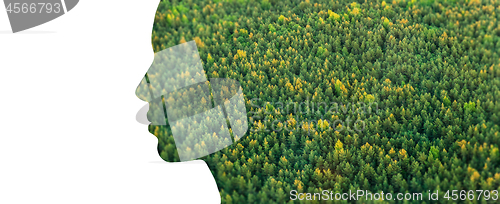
<box><xmin>145</xmin><ymin>0</ymin><xmax>500</xmax><ymax>203</ymax></box>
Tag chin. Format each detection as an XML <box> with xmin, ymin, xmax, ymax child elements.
<box><xmin>147</xmin><ymin>124</ymin><xmax>181</xmax><ymax>162</ymax></box>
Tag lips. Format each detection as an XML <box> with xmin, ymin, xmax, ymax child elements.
<box><xmin>4</xmin><ymin>0</ymin><xmax>79</xmax><ymax>33</ymax></box>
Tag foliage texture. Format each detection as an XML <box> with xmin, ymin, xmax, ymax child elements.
<box><xmin>147</xmin><ymin>0</ymin><xmax>500</xmax><ymax>203</ymax></box>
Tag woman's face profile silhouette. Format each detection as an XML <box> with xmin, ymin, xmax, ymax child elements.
<box><xmin>134</xmin><ymin>0</ymin><xmax>500</xmax><ymax>204</ymax></box>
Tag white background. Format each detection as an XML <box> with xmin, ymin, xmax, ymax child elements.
<box><xmin>0</xmin><ymin>0</ymin><xmax>220</xmax><ymax>203</ymax></box>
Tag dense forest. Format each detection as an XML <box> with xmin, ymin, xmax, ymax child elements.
<box><xmin>137</xmin><ymin>0</ymin><xmax>500</xmax><ymax>203</ymax></box>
